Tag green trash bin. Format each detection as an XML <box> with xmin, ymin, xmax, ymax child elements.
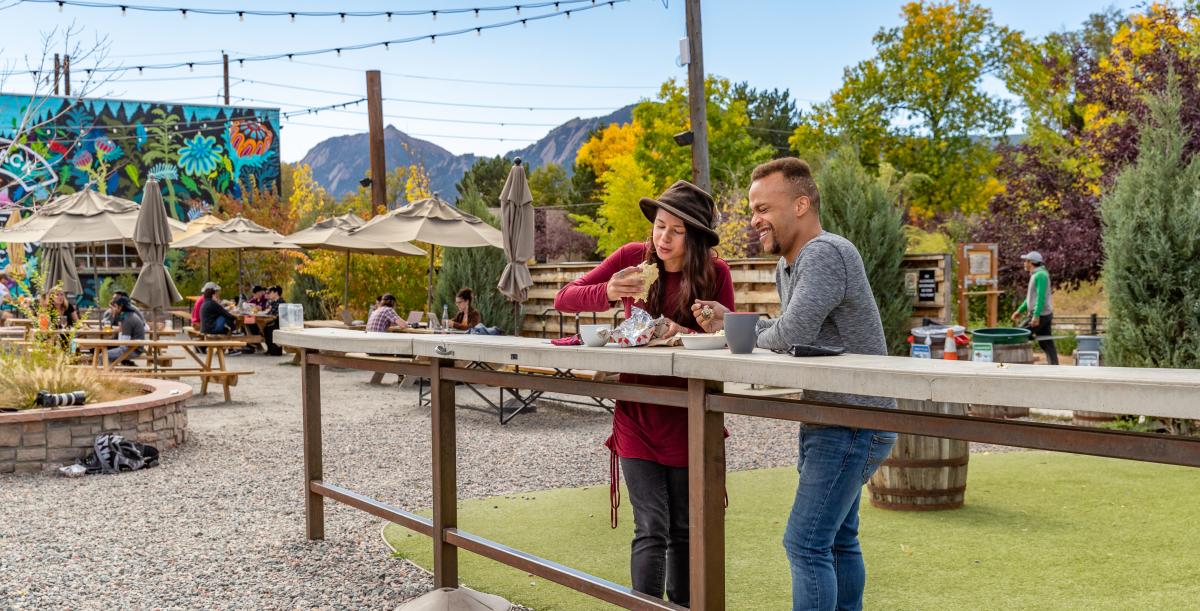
<box><xmin>968</xmin><ymin>328</ymin><xmax>1035</xmax><ymax>419</ymax></box>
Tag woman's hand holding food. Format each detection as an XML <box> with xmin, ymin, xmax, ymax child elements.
<box><xmin>657</xmin><ymin>318</ymin><xmax>691</xmax><ymax>339</ymax></box>
<box><xmin>606</xmin><ymin>266</ymin><xmax>646</xmax><ymax>302</ymax></box>
<box><xmin>691</xmin><ymin>299</ymin><xmax>729</xmax><ymax>334</ymax></box>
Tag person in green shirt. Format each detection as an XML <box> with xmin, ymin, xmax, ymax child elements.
<box><xmin>1009</xmin><ymin>250</ymin><xmax>1058</xmax><ymax>365</ymax></box>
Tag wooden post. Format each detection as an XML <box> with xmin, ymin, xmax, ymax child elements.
<box><xmin>688</xmin><ymin>378</ymin><xmax>725</xmax><ymax>610</ymax></box>
<box><xmin>301</xmin><ymin>349</ymin><xmax>324</xmax><ymax>540</ymax></box>
<box><xmin>222</xmin><ymin>53</ymin><xmax>230</xmax><ymax>105</ymax></box>
<box><xmin>430</xmin><ymin>357</ymin><xmax>458</xmax><ymax>588</ymax></box>
<box><xmin>684</xmin><ymin>0</ymin><xmax>710</xmax><ymax>193</ymax></box>
<box><xmin>955</xmin><ymin>245</ymin><xmax>967</xmax><ymax>327</ymax></box>
<box><xmin>366</xmin><ymin>70</ymin><xmax>387</xmax><ymax>210</ymax></box>
<box><xmin>63</xmin><ymin>55</ymin><xmax>70</xmax><ymax>96</ymax></box>
<box><xmin>342</xmin><ymin>251</ymin><xmax>352</xmax><ymax>324</ymax></box>
<box><xmin>53</xmin><ymin>54</ymin><xmax>60</xmax><ymax>95</ymax></box>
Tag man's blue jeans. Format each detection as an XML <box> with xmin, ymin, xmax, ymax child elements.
<box><xmin>783</xmin><ymin>424</ymin><xmax>896</xmax><ymax>611</ymax></box>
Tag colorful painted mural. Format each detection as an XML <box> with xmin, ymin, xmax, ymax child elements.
<box><xmin>0</xmin><ymin>94</ymin><xmax>280</xmax><ymax>288</ymax></box>
<box><xmin>0</xmin><ymin>94</ymin><xmax>280</xmax><ymax>222</ymax></box>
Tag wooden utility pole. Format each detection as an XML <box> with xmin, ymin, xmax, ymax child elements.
<box><xmin>366</xmin><ymin>70</ymin><xmax>387</xmax><ymax>210</ymax></box>
<box><xmin>222</xmin><ymin>53</ymin><xmax>231</xmax><ymax>105</ymax></box>
<box><xmin>684</xmin><ymin>0</ymin><xmax>710</xmax><ymax>193</ymax></box>
<box><xmin>62</xmin><ymin>55</ymin><xmax>70</xmax><ymax>96</ymax></box>
<box><xmin>53</xmin><ymin>54</ymin><xmax>60</xmax><ymax>95</ymax></box>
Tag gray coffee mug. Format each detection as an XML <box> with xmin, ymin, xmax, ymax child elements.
<box><xmin>724</xmin><ymin>313</ymin><xmax>760</xmax><ymax>354</ymax></box>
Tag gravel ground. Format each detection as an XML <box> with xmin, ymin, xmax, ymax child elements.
<box><xmin>0</xmin><ymin>352</ymin><xmax>1020</xmax><ymax>609</ymax></box>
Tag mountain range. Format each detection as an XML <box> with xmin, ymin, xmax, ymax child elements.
<box><xmin>300</xmin><ymin>104</ymin><xmax>636</xmax><ymax>199</ymax></box>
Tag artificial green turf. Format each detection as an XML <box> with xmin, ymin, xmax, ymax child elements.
<box><xmin>384</xmin><ymin>452</ymin><xmax>1200</xmax><ymax>610</ymax></box>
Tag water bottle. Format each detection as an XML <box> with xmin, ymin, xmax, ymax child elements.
<box><xmin>442</xmin><ymin>304</ymin><xmax>449</xmax><ymax>327</ymax></box>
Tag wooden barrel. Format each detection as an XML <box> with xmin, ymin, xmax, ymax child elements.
<box><xmin>968</xmin><ymin>342</ymin><xmax>1035</xmax><ymax>419</ymax></box>
<box><xmin>867</xmin><ymin>398</ymin><xmax>969</xmax><ymax>511</ymax></box>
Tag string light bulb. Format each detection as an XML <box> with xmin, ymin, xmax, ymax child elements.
<box><xmin>522</xmin><ymin>19</ymin><xmax>527</xmax><ymax>27</ymax></box>
<box><xmin>120</xmin><ymin>5</ymin><xmax>126</xmax><ymax>16</ymax></box>
<box><xmin>187</xmin><ymin>62</ymin><xmax>193</xmax><ymax>72</ymax></box>
<box><xmin>430</xmin><ymin>35</ymin><xmax>436</xmax><ymax>44</ymax></box>
<box><xmin>57</xmin><ymin>1</ymin><xmax>63</xmax><ymax>12</ymax></box>
<box><xmin>386</xmin><ymin>12</ymin><xmax>392</xmax><ymax>21</ymax></box>
<box><xmin>474</xmin><ymin>9</ymin><xmax>480</xmax><ymax>17</ymax></box>
<box><xmin>384</xmin><ymin>42</ymin><xmax>390</xmax><ymax>51</ymax></box>
<box><xmin>339</xmin><ymin>13</ymin><xmax>346</xmax><ymax>23</ymax></box>
<box><xmin>565</xmin><ymin>10</ymin><xmax>571</xmax><ymax>18</ymax></box>
<box><xmin>180</xmin><ymin>8</ymin><xmax>186</xmax><ymax>19</ymax></box>
<box><xmin>475</xmin><ymin>28</ymin><xmax>481</xmax><ymax>36</ymax></box>
<box><xmin>335</xmin><ymin>48</ymin><xmax>341</xmax><ymax>56</ymax></box>
<box><xmin>431</xmin><ymin>10</ymin><xmax>437</xmax><ymax>20</ymax></box>
<box><xmin>238</xmin><ymin>11</ymin><xmax>244</xmax><ymax>21</ymax></box>
<box><xmin>289</xmin><ymin>12</ymin><xmax>295</xmax><ymax>22</ymax></box>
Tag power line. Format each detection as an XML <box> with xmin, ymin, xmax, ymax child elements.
<box><xmin>235</xmin><ymin>80</ymin><xmax>624</xmax><ymax>112</ymax></box>
<box><xmin>26</xmin><ymin>0</ymin><xmax>601</xmax><ymax>21</ymax></box>
<box><xmin>285</xmin><ymin>58</ymin><xmax>654</xmax><ymax>90</ymax></box>
<box><xmin>11</xmin><ymin>0</ymin><xmax>630</xmax><ymax>75</ymax></box>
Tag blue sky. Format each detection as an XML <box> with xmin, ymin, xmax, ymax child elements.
<box><xmin>0</xmin><ymin>0</ymin><xmax>1138</xmax><ymax>162</ymax></box>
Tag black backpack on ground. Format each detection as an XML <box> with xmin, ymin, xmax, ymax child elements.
<box><xmin>80</xmin><ymin>433</ymin><xmax>160</xmax><ymax>474</ymax></box>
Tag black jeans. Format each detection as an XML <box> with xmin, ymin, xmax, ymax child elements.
<box><xmin>621</xmin><ymin>457</ymin><xmax>690</xmax><ymax>607</ymax></box>
<box><xmin>1026</xmin><ymin>313</ymin><xmax>1059</xmax><ymax>365</ymax></box>
<box><xmin>263</xmin><ymin>321</ymin><xmax>281</xmax><ymax>356</ymax></box>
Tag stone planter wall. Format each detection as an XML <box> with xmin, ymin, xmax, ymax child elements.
<box><xmin>0</xmin><ymin>378</ymin><xmax>193</xmax><ymax>474</ymax></box>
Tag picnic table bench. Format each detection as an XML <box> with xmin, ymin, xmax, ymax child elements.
<box><xmin>74</xmin><ymin>338</ymin><xmax>252</xmax><ymax>403</ymax></box>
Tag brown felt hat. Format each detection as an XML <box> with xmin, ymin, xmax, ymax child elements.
<box><xmin>639</xmin><ymin>180</ymin><xmax>720</xmax><ymax>247</ymax></box>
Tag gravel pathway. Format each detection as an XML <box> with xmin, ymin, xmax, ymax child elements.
<box><xmin>0</xmin><ymin>353</ymin><xmax>1021</xmax><ymax>609</ymax></box>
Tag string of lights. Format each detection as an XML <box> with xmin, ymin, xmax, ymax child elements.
<box><xmin>282</xmin><ymin>120</ymin><xmax>537</xmax><ymax>142</ymax></box>
<box><xmin>10</xmin><ymin>0</ymin><xmax>629</xmax><ymax>76</ymax></box>
<box><xmin>283</xmin><ymin>58</ymin><xmax>653</xmax><ymax>90</ymax></box>
<box><xmin>27</xmin><ymin>0</ymin><xmax>601</xmax><ymax>21</ymax></box>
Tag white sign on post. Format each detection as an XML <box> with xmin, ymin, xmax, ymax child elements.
<box><xmin>1076</xmin><ymin>351</ymin><xmax>1101</xmax><ymax>367</ymax></box>
<box><xmin>911</xmin><ymin>343</ymin><xmax>931</xmax><ymax>359</ymax></box>
<box><xmin>972</xmin><ymin>342</ymin><xmax>994</xmax><ymax>363</ymax></box>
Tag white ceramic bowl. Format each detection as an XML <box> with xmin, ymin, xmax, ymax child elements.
<box><xmin>579</xmin><ymin>324</ymin><xmax>613</xmax><ymax>347</ymax></box>
<box><xmin>680</xmin><ymin>333</ymin><xmax>727</xmax><ymax>350</ymax></box>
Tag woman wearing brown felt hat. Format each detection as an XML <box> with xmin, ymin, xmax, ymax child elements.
<box><xmin>553</xmin><ymin>179</ymin><xmax>733</xmax><ymax>606</ymax></box>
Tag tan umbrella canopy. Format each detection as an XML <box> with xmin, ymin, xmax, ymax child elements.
<box><xmin>40</xmin><ymin>242</ymin><xmax>82</xmax><ymax>295</ymax></box>
<box><xmin>172</xmin><ymin>215</ymin><xmax>296</xmax><ymax>301</ymax></box>
<box><xmin>0</xmin><ymin>189</ymin><xmax>186</xmax><ymax>243</ymax></box>
<box><xmin>0</xmin><ymin>189</ymin><xmax>187</xmax><ymax>302</ymax></box>
<box><xmin>282</xmin><ymin>213</ymin><xmax>425</xmax><ymax>321</ymax></box>
<box><xmin>350</xmin><ymin>195</ymin><xmax>503</xmax><ymax>312</ymax></box>
<box><xmin>131</xmin><ymin>177</ymin><xmax>182</xmax><ymax>311</ymax></box>
<box><xmin>174</xmin><ymin>214</ymin><xmax>225</xmax><ymax>281</ymax></box>
<box><xmin>497</xmin><ymin>160</ymin><xmax>535</xmax><ymax>304</ymax></box>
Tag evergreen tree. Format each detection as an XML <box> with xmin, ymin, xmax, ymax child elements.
<box><xmin>434</xmin><ymin>183</ymin><xmax>517</xmax><ymax>334</ymax></box>
<box><xmin>816</xmin><ymin>146</ymin><xmax>912</xmax><ymax>355</ymax></box>
<box><xmin>1101</xmin><ymin>77</ymin><xmax>1200</xmax><ymax>370</ymax></box>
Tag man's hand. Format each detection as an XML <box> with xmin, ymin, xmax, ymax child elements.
<box><xmin>1030</xmin><ymin>316</ymin><xmax>1040</xmax><ymax>328</ymax></box>
<box><xmin>1010</xmin><ymin>311</ymin><xmax>1021</xmax><ymax>322</ymax></box>
<box><xmin>606</xmin><ymin>266</ymin><xmax>645</xmax><ymax>302</ymax></box>
<box><xmin>691</xmin><ymin>299</ymin><xmax>729</xmax><ymax>334</ymax></box>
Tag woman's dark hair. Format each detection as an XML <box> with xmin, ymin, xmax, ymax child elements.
<box><xmin>644</xmin><ymin>225</ymin><xmax>717</xmax><ymax>328</ymax></box>
<box><xmin>252</xmin><ymin>285</ymin><xmax>265</xmax><ymax>293</ymax></box>
<box><xmin>380</xmin><ymin>293</ymin><xmax>396</xmax><ymax>307</ymax></box>
<box><xmin>456</xmin><ymin>288</ymin><xmax>473</xmax><ymax>303</ymax></box>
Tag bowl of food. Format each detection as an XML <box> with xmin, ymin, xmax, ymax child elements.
<box><xmin>680</xmin><ymin>332</ymin><xmax>727</xmax><ymax>350</ymax></box>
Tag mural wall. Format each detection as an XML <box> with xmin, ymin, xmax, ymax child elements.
<box><xmin>0</xmin><ymin>94</ymin><xmax>280</xmax><ymax>287</ymax></box>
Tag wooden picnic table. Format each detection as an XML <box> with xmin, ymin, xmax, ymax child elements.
<box><xmin>74</xmin><ymin>337</ymin><xmax>252</xmax><ymax>403</ymax></box>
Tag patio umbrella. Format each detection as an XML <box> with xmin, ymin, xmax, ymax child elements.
<box><xmin>174</xmin><ymin>214</ymin><xmax>225</xmax><ymax>280</ymax></box>
<box><xmin>40</xmin><ymin>242</ymin><xmax>82</xmax><ymax>295</ymax></box>
<box><xmin>282</xmin><ymin>213</ymin><xmax>425</xmax><ymax>322</ymax></box>
<box><xmin>171</xmin><ymin>215</ymin><xmax>296</xmax><ymax>302</ymax></box>
<box><xmin>3</xmin><ymin>211</ymin><xmax>25</xmax><ymax>279</ymax></box>
<box><xmin>497</xmin><ymin>160</ymin><xmax>535</xmax><ymax>326</ymax></box>
<box><xmin>0</xmin><ymin>189</ymin><xmax>187</xmax><ymax>302</ymax></box>
<box><xmin>350</xmin><ymin>194</ymin><xmax>503</xmax><ymax>313</ymax></box>
<box><xmin>131</xmin><ymin>177</ymin><xmax>182</xmax><ymax>313</ymax></box>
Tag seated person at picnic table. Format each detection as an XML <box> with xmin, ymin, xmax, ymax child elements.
<box><xmin>101</xmin><ymin>290</ymin><xmax>136</xmax><ymax>326</ymax></box>
<box><xmin>553</xmin><ymin>180</ymin><xmax>734</xmax><ymax>607</ymax></box>
<box><xmin>191</xmin><ymin>282</ymin><xmax>218</xmax><ymax>328</ymax></box>
<box><xmin>262</xmin><ymin>285</ymin><xmax>286</xmax><ymax>356</ymax></box>
<box><xmin>105</xmin><ymin>296</ymin><xmax>147</xmax><ymax>365</ymax></box>
<box><xmin>365</xmin><ymin>293</ymin><xmax>408</xmax><ymax>332</ymax></box>
<box><xmin>449</xmin><ymin>288</ymin><xmax>483</xmax><ymax>330</ymax></box>
<box><xmin>199</xmin><ymin>284</ymin><xmax>238</xmax><ymax>335</ymax></box>
<box><xmin>247</xmin><ymin>285</ymin><xmax>269</xmax><ymax>310</ymax></box>
<box><xmin>49</xmin><ymin>288</ymin><xmax>79</xmax><ymax>329</ymax></box>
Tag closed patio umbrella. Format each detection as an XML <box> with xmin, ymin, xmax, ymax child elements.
<box><xmin>40</xmin><ymin>242</ymin><xmax>82</xmax><ymax>295</ymax></box>
<box><xmin>350</xmin><ymin>194</ymin><xmax>503</xmax><ymax>313</ymax></box>
<box><xmin>171</xmin><ymin>215</ymin><xmax>296</xmax><ymax>302</ymax></box>
<box><xmin>131</xmin><ymin>177</ymin><xmax>182</xmax><ymax>314</ymax></box>
<box><xmin>497</xmin><ymin>160</ymin><xmax>535</xmax><ymax>329</ymax></box>
<box><xmin>4</xmin><ymin>211</ymin><xmax>25</xmax><ymax>279</ymax></box>
<box><xmin>282</xmin><ymin>213</ymin><xmax>425</xmax><ymax>321</ymax></box>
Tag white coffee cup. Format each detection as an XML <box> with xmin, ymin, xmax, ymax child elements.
<box><xmin>579</xmin><ymin>324</ymin><xmax>612</xmax><ymax>347</ymax></box>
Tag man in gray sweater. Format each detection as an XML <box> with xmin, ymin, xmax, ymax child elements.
<box><xmin>693</xmin><ymin>158</ymin><xmax>895</xmax><ymax>611</ymax></box>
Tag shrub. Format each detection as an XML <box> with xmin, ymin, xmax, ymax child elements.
<box><xmin>0</xmin><ymin>351</ymin><xmax>130</xmax><ymax>409</ymax></box>
<box><xmin>434</xmin><ymin>185</ymin><xmax>517</xmax><ymax>334</ymax></box>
